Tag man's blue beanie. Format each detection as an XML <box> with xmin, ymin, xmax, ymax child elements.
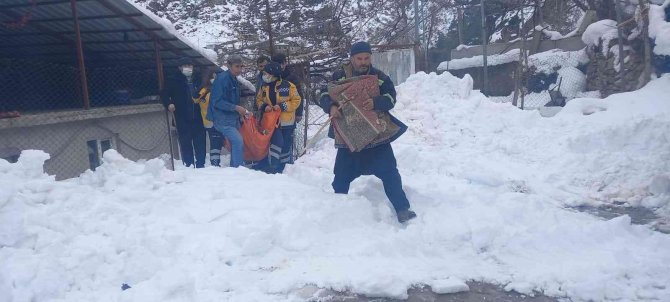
<box><xmin>350</xmin><ymin>41</ymin><xmax>372</xmax><ymax>56</ymax></box>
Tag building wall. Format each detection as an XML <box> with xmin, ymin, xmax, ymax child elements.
<box><xmin>372</xmin><ymin>48</ymin><xmax>416</xmax><ymax>85</ymax></box>
<box><xmin>0</xmin><ymin>105</ymin><xmax>172</xmax><ymax>180</ymax></box>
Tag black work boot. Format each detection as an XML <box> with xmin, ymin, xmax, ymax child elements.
<box><xmin>397</xmin><ymin>209</ymin><xmax>417</xmax><ymax>223</ymax></box>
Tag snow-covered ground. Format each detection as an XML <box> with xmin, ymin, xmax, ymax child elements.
<box><xmin>2</xmin><ymin>73</ymin><xmax>670</xmax><ymax>302</ymax></box>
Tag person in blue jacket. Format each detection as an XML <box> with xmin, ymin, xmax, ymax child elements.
<box><xmin>319</xmin><ymin>41</ymin><xmax>416</xmax><ymax>223</ymax></box>
<box><xmin>207</xmin><ymin>55</ymin><xmax>250</xmax><ymax>168</ymax></box>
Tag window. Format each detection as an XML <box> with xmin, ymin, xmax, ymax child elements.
<box><xmin>87</xmin><ymin>138</ymin><xmax>114</xmax><ymax>170</ymax></box>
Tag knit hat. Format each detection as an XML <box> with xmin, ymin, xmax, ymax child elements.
<box><xmin>350</xmin><ymin>41</ymin><xmax>372</xmax><ymax>56</ymax></box>
<box><xmin>271</xmin><ymin>53</ymin><xmax>287</xmax><ymax>64</ymax></box>
<box><xmin>263</xmin><ymin>62</ymin><xmax>283</xmax><ymax>78</ymax></box>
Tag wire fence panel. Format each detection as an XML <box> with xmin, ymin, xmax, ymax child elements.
<box><xmin>0</xmin><ymin>58</ymin><xmax>82</xmax><ymax>112</ymax></box>
<box><xmin>0</xmin><ymin>56</ymin><xmax>175</xmax><ymax>180</ymax></box>
<box><xmin>0</xmin><ymin>104</ymin><xmax>174</xmax><ymax>180</ymax></box>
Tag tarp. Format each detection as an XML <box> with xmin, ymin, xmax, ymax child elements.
<box><xmin>225</xmin><ymin>110</ymin><xmax>281</xmax><ymax>161</ymax></box>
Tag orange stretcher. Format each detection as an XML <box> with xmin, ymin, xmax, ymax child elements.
<box><xmin>225</xmin><ymin>110</ymin><xmax>281</xmax><ymax>161</ymax></box>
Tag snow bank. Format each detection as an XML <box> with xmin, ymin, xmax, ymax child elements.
<box><xmin>582</xmin><ymin>19</ymin><xmax>619</xmax><ymax>49</ymax></box>
<box><xmin>554</xmin><ymin>66</ymin><xmax>587</xmax><ymax>99</ymax></box>
<box><xmin>528</xmin><ymin>48</ymin><xmax>590</xmax><ymax>74</ymax></box>
<box><xmin>649</xmin><ymin>0</ymin><xmax>670</xmax><ymax>56</ymax></box>
<box><xmin>291</xmin><ymin>72</ymin><xmax>670</xmax><ymax>300</ymax></box>
<box><xmin>2</xmin><ymin>73</ymin><xmax>670</xmax><ymax>302</ymax></box>
<box><xmin>438</xmin><ymin>49</ymin><xmax>520</xmax><ymax>71</ymax></box>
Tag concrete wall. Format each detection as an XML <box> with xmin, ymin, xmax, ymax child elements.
<box><xmin>0</xmin><ymin>104</ymin><xmax>172</xmax><ymax>180</ymax></box>
<box><xmin>372</xmin><ymin>48</ymin><xmax>416</xmax><ymax>85</ymax></box>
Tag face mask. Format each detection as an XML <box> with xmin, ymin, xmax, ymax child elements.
<box><xmin>210</xmin><ymin>78</ymin><xmax>215</xmax><ymax>84</ymax></box>
<box><xmin>181</xmin><ymin>68</ymin><xmax>193</xmax><ymax>77</ymax></box>
<box><xmin>262</xmin><ymin>74</ymin><xmax>275</xmax><ymax>83</ymax></box>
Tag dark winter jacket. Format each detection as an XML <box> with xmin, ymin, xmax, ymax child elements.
<box><xmin>162</xmin><ymin>72</ymin><xmax>203</xmax><ymax>129</ymax></box>
<box><xmin>319</xmin><ymin>63</ymin><xmax>407</xmax><ymax>150</ymax></box>
<box><xmin>282</xmin><ymin>67</ymin><xmax>304</xmax><ymax>117</ymax></box>
<box><xmin>207</xmin><ymin>69</ymin><xmax>242</xmax><ymax>129</ymax></box>
<box><xmin>256</xmin><ymin>72</ymin><xmax>264</xmax><ymax>94</ymax></box>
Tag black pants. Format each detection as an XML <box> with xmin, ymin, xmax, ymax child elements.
<box><xmin>332</xmin><ymin>144</ymin><xmax>411</xmax><ymax>213</ymax></box>
<box><xmin>207</xmin><ymin>128</ymin><xmax>224</xmax><ymax>167</ymax></box>
<box><xmin>177</xmin><ymin>121</ymin><xmax>206</xmax><ymax>168</ymax></box>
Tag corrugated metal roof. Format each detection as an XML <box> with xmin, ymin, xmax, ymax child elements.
<box><xmin>0</xmin><ymin>0</ymin><xmax>218</xmax><ymax>69</ymax></box>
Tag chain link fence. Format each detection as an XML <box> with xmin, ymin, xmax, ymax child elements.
<box><xmin>513</xmin><ymin>48</ymin><xmax>593</xmax><ymax>110</ymax></box>
<box><xmin>0</xmin><ymin>57</ymin><xmax>175</xmax><ymax>180</ymax></box>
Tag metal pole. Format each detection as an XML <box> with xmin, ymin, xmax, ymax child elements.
<box><xmin>154</xmin><ymin>39</ymin><xmax>175</xmax><ymax>171</ymax></box>
<box><xmin>303</xmin><ymin>65</ymin><xmax>309</xmax><ymax>157</ymax></box>
<box><xmin>639</xmin><ymin>0</ymin><xmax>652</xmax><ymax>88</ymax></box>
<box><xmin>457</xmin><ymin>7</ymin><xmax>464</xmax><ymax>45</ymax></box>
<box><xmin>414</xmin><ymin>0</ymin><xmax>422</xmax><ymax>71</ymax></box>
<box><xmin>69</xmin><ymin>0</ymin><xmax>90</xmax><ymax>109</ymax></box>
<box><xmin>480</xmin><ymin>0</ymin><xmax>488</xmax><ymax>96</ymax></box>
<box><xmin>519</xmin><ymin>1</ymin><xmax>527</xmax><ymax>110</ymax></box>
<box><xmin>264</xmin><ymin>0</ymin><xmax>275</xmax><ymax>56</ymax></box>
<box><xmin>614</xmin><ymin>0</ymin><xmax>626</xmax><ymax>85</ymax></box>
<box><xmin>414</xmin><ymin>0</ymin><xmax>420</xmax><ymax>45</ymax></box>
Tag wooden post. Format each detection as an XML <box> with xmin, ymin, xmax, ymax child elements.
<box><xmin>639</xmin><ymin>0</ymin><xmax>652</xmax><ymax>88</ymax></box>
<box><xmin>457</xmin><ymin>7</ymin><xmax>464</xmax><ymax>45</ymax></box>
<box><xmin>264</xmin><ymin>0</ymin><xmax>274</xmax><ymax>56</ymax></box>
<box><xmin>69</xmin><ymin>0</ymin><xmax>90</xmax><ymax>109</ymax></box>
<box><xmin>154</xmin><ymin>39</ymin><xmax>175</xmax><ymax>171</ymax></box>
<box><xmin>614</xmin><ymin>0</ymin><xmax>626</xmax><ymax>85</ymax></box>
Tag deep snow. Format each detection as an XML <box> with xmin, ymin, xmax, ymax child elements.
<box><xmin>2</xmin><ymin>73</ymin><xmax>670</xmax><ymax>302</ymax></box>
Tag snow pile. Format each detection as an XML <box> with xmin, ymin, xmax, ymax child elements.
<box><xmin>528</xmin><ymin>48</ymin><xmax>590</xmax><ymax>73</ymax></box>
<box><xmin>582</xmin><ymin>19</ymin><xmax>619</xmax><ymax>49</ymax></box>
<box><xmin>2</xmin><ymin>73</ymin><xmax>670</xmax><ymax>301</ymax></box>
<box><xmin>292</xmin><ymin>72</ymin><xmax>670</xmax><ymax>299</ymax></box>
<box><xmin>554</xmin><ymin>66</ymin><xmax>587</xmax><ymax>99</ymax></box>
<box><xmin>649</xmin><ymin>0</ymin><xmax>670</xmax><ymax>56</ymax></box>
<box><xmin>438</xmin><ymin>49</ymin><xmax>520</xmax><ymax>71</ymax></box>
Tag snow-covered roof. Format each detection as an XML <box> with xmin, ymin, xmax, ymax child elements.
<box><xmin>0</xmin><ymin>0</ymin><xmax>219</xmax><ymax>69</ymax></box>
<box><xmin>437</xmin><ymin>49</ymin><xmax>521</xmax><ymax>71</ymax></box>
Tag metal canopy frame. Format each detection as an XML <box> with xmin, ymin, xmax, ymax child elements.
<box><xmin>1</xmin><ymin>0</ymin><xmax>219</xmax><ymax>109</ymax></box>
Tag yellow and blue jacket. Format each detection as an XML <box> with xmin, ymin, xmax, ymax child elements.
<box><xmin>194</xmin><ymin>87</ymin><xmax>213</xmax><ymax>128</ymax></box>
<box><xmin>256</xmin><ymin>79</ymin><xmax>301</xmax><ymax>127</ymax></box>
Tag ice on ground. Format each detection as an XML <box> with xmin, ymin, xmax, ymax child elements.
<box><xmin>2</xmin><ymin>73</ymin><xmax>670</xmax><ymax>302</ymax></box>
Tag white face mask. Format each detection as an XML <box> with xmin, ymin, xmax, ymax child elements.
<box><xmin>262</xmin><ymin>74</ymin><xmax>275</xmax><ymax>83</ymax></box>
<box><xmin>210</xmin><ymin>78</ymin><xmax>215</xmax><ymax>84</ymax></box>
<box><xmin>181</xmin><ymin>67</ymin><xmax>193</xmax><ymax>77</ymax></box>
